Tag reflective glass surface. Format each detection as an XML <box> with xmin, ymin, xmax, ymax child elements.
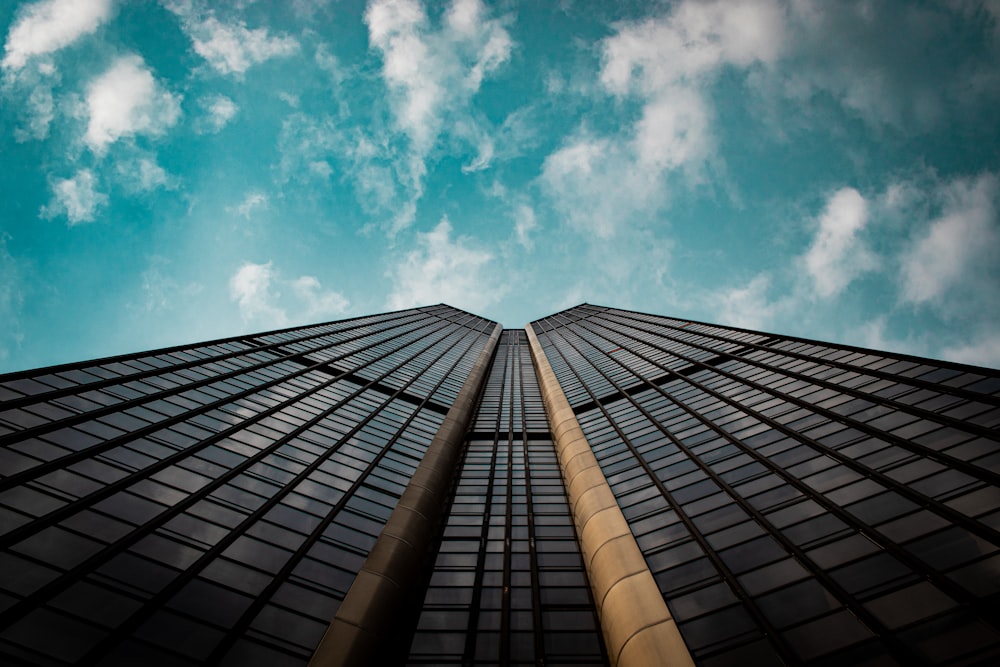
<box><xmin>0</xmin><ymin>306</ymin><xmax>496</xmax><ymax>665</ymax></box>
<box><xmin>532</xmin><ymin>304</ymin><xmax>1000</xmax><ymax>666</ymax></box>
<box><xmin>407</xmin><ymin>331</ymin><xmax>607</xmax><ymax>666</ymax></box>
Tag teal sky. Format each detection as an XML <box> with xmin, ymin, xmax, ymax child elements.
<box><xmin>2</xmin><ymin>0</ymin><xmax>999</xmax><ymax>372</ymax></box>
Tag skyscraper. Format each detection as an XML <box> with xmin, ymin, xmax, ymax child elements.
<box><xmin>1</xmin><ymin>304</ymin><xmax>998</xmax><ymax>666</ymax></box>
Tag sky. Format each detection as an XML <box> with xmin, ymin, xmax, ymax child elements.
<box><xmin>1</xmin><ymin>0</ymin><xmax>999</xmax><ymax>373</ymax></box>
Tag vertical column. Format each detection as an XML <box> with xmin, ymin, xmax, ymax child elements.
<box><xmin>525</xmin><ymin>324</ymin><xmax>694</xmax><ymax>667</ymax></box>
<box><xmin>308</xmin><ymin>323</ymin><xmax>503</xmax><ymax>667</ymax></box>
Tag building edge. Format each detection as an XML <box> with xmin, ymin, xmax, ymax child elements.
<box><xmin>308</xmin><ymin>323</ymin><xmax>503</xmax><ymax>667</ymax></box>
<box><xmin>525</xmin><ymin>323</ymin><xmax>695</xmax><ymax>667</ymax></box>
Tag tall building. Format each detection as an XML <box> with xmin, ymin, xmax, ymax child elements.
<box><xmin>0</xmin><ymin>304</ymin><xmax>998</xmax><ymax>666</ymax></box>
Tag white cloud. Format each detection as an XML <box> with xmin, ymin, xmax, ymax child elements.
<box><xmin>762</xmin><ymin>2</ymin><xmax>1000</xmax><ymax>131</ymax></box>
<box><xmin>276</xmin><ymin>114</ymin><xmax>419</xmax><ymax>234</ymax></box>
<box><xmin>15</xmin><ymin>77</ymin><xmax>56</xmax><ymax>141</ymax></box>
<box><xmin>228</xmin><ymin>191</ymin><xmax>268</xmax><ymax>219</ymax></box>
<box><xmin>41</xmin><ymin>169</ymin><xmax>107</xmax><ymax>224</ymax></box>
<box><xmin>900</xmin><ymin>174</ymin><xmax>999</xmax><ymax>304</ymax></box>
<box><xmin>292</xmin><ymin>276</ymin><xmax>350</xmax><ymax>319</ymax></box>
<box><xmin>83</xmin><ymin>55</ymin><xmax>181</xmax><ymax>154</ymax></box>
<box><xmin>118</xmin><ymin>157</ymin><xmax>175</xmax><ymax>192</ymax></box>
<box><xmin>229</xmin><ymin>261</ymin><xmax>349</xmax><ymax>326</ymax></box>
<box><xmin>362</xmin><ymin>0</ymin><xmax>513</xmax><ymax>231</ymax></box>
<box><xmin>230</xmin><ymin>261</ymin><xmax>288</xmax><ymax>326</ymax></box>
<box><xmin>138</xmin><ymin>256</ymin><xmax>203</xmax><ymax>313</ymax></box>
<box><xmin>941</xmin><ymin>333</ymin><xmax>1000</xmax><ymax>369</ymax></box>
<box><xmin>309</xmin><ymin>160</ymin><xmax>333</xmax><ymax>179</ymax></box>
<box><xmin>711</xmin><ymin>274</ymin><xmax>781</xmax><ymax>330</ymax></box>
<box><xmin>166</xmin><ymin>3</ymin><xmax>299</xmax><ymax>76</ymax></box>
<box><xmin>202</xmin><ymin>94</ymin><xmax>238</xmax><ymax>132</ymax></box>
<box><xmin>599</xmin><ymin>0</ymin><xmax>785</xmax><ymax>172</ymax></box>
<box><xmin>631</xmin><ymin>88</ymin><xmax>712</xmax><ymax>172</ymax></box>
<box><xmin>803</xmin><ymin>187</ymin><xmax>877</xmax><ymax>298</ymax></box>
<box><xmin>542</xmin><ymin>0</ymin><xmax>786</xmax><ymax>239</ymax></box>
<box><xmin>513</xmin><ymin>204</ymin><xmax>537</xmax><ymax>250</ymax></box>
<box><xmin>2</xmin><ymin>0</ymin><xmax>112</xmax><ymax>71</ymax></box>
<box><xmin>541</xmin><ymin>135</ymin><xmax>665</xmax><ymax>238</ymax></box>
<box><xmin>601</xmin><ymin>0</ymin><xmax>785</xmax><ymax>94</ymax></box>
<box><xmin>387</xmin><ymin>218</ymin><xmax>504</xmax><ymax>312</ymax></box>
<box><xmin>0</xmin><ymin>235</ymin><xmax>26</xmax><ymax>363</ymax></box>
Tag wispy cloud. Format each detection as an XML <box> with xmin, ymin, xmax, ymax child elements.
<box><xmin>386</xmin><ymin>217</ymin><xmax>504</xmax><ymax>311</ymax></box>
<box><xmin>942</xmin><ymin>333</ymin><xmax>1000</xmax><ymax>369</ymax></box>
<box><xmin>165</xmin><ymin>1</ymin><xmax>299</xmax><ymax>76</ymax></box>
<box><xmin>513</xmin><ymin>204</ymin><xmax>537</xmax><ymax>251</ymax></box>
<box><xmin>770</xmin><ymin>1</ymin><xmax>1000</xmax><ymax>131</ymax></box>
<box><xmin>365</xmin><ymin>0</ymin><xmax>511</xmax><ymax>153</ymax></box>
<box><xmin>229</xmin><ymin>261</ymin><xmax>349</xmax><ymax>326</ymax></box>
<box><xmin>41</xmin><ymin>169</ymin><xmax>107</xmax><ymax>224</ymax></box>
<box><xmin>9</xmin><ymin>66</ymin><xmax>58</xmax><ymax>141</ymax></box>
<box><xmin>0</xmin><ymin>235</ymin><xmax>26</xmax><ymax>363</ymax></box>
<box><xmin>137</xmin><ymin>255</ymin><xmax>202</xmax><ymax>313</ymax></box>
<box><xmin>117</xmin><ymin>156</ymin><xmax>176</xmax><ymax>193</ymax></box>
<box><xmin>711</xmin><ymin>274</ymin><xmax>782</xmax><ymax>331</ymax></box>
<box><xmin>83</xmin><ymin>55</ymin><xmax>181</xmax><ymax>154</ymax></box>
<box><xmin>1</xmin><ymin>0</ymin><xmax>112</xmax><ymax>72</ymax></box>
<box><xmin>277</xmin><ymin>114</ymin><xmax>419</xmax><ymax>233</ymax></box>
<box><xmin>228</xmin><ymin>191</ymin><xmax>268</xmax><ymax>219</ymax></box>
<box><xmin>541</xmin><ymin>134</ymin><xmax>666</xmax><ymax>239</ymax></box>
<box><xmin>361</xmin><ymin>0</ymin><xmax>514</xmax><ymax>232</ymax></box>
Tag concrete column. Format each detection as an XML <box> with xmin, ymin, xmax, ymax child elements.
<box><xmin>309</xmin><ymin>323</ymin><xmax>503</xmax><ymax>667</ymax></box>
<box><xmin>525</xmin><ymin>324</ymin><xmax>695</xmax><ymax>667</ymax></box>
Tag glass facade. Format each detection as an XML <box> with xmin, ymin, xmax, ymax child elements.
<box><xmin>0</xmin><ymin>306</ymin><xmax>495</xmax><ymax>665</ymax></box>
<box><xmin>406</xmin><ymin>331</ymin><xmax>606</xmax><ymax>665</ymax></box>
<box><xmin>1</xmin><ymin>302</ymin><xmax>998</xmax><ymax>666</ymax></box>
<box><xmin>531</xmin><ymin>304</ymin><xmax>1000</xmax><ymax>666</ymax></box>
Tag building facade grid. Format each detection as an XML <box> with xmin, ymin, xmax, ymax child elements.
<box><xmin>531</xmin><ymin>305</ymin><xmax>1000</xmax><ymax>666</ymax></box>
<box><xmin>0</xmin><ymin>303</ymin><xmax>998</xmax><ymax>666</ymax></box>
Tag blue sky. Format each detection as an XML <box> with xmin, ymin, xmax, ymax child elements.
<box><xmin>1</xmin><ymin>0</ymin><xmax>999</xmax><ymax>373</ymax></box>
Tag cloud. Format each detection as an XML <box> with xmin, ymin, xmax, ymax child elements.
<box><xmin>202</xmin><ymin>94</ymin><xmax>238</xmax><ymax>132</ymax></box>
<box><xmin>229</xmin><ymin>261</ymin><xmax>349</xmax><ymax>326</ymax></box>
<box><xmin>941</xmin><ymin>333</ymin><xmax>1000</xmax><ymax>369</ymax></box>
<box><xmin>8</xmin><ymin>65</ymin><xmax>59</xmax><ymax>141</ymax></box>
<box><xmin>366</xmin><ymin>0</ymin><xmax>511</xmax><ymax>152</ymax></box>
<box><xmin>541</xmin><ymin>0</ymin><xmax>786</xmax><ymax>239</ymax></box>
<box><xmin>361</xmin><ymin>0</ymin><xmax>513</xmax><ymax>232</ymax></box>
<box><xmin>899</xmin><ymin>173</ymin><xmax>999</xmax><ymax>304</ymax></box>
<box><xmin>599</xmin><ymin>0</ymin><xmax>785</xmax><ymax>170</ymax></box>
<box><xmin>742</xmin><ymin>2</ymin><xmax>1000</xmax><ymax>132</ymax></box>
<box><xmin>116</xmin><ymin>156</ymin><xmax>176</xmax><ymax>193</ymax></box>
<box><xmin>165</xmin><ymin>2</ymin><xmax>299</xmax><ymax>76</ymax></box>
<box><xmin>386</xmin><ymin>217</ymin><xmax>504</xmax><ymax>312</ymax></box>
<box><xmin>540</xmin><ymin>134</ymin><xmax>666</xmax><ymax>238</ymax></box>
<box><xmin>228</xmin><ymin>191</ymin><xmax>268</xmax><ymax>218</ymax></box>
<box><xmin>0</xmin><ymin>235</ymin><xmax>26</xmax><ymax>363</ymax></box>
<box><xmin>513</xmin><ymin>204</ymin><xmax>537</xmax><ymax>250</ymax></box>
<box><xmin>276</xmin><ymin>113</ymin><xmax>418</xmax><ymax>234</ymax></box>
<box><xmin>83</xmin><ymin>55</ymin><xmax>181</xmax><ymax>154</ymax></box>
<box><xmin>291</xmin><ymin>276</ymin><xmax>350</xmax><ymax>320</ymax></box>
<box><xmin>803</xmin><ymin>187</ymin><xmax>877</xmax><ymax>298</ymax></box>
<box><xmin>230</xmin><ymin>261</ymin><xmax>288</xmax><ymax>325</ymax></box>
<box><xmin>709</xmin><ymin>274</ymin><xmax>782</xmax><ymax>330</ymax></box>
<box><xmin>41</xmin><ymin>169</ymin><xmax>107</xmax><ymax>224</ymax></box>
<box><xmin>138</xmin><ymin>256</ymin><xmax>203</xmax><ymax>313</ymax></box>
<box><xmin>1</xmin><ymin>0</ymin><xmax>112</xmax><ymax>72</ymax></box>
